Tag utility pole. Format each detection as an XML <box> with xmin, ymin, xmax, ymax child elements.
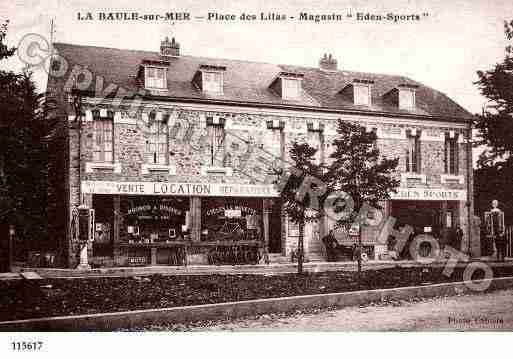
<box><xmin>8</xmin><ymin>225</ymin><xmax>15</xmax><ymax>272</ymax></box>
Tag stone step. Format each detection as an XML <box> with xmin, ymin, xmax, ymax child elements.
<box><xmin>306</xmin><ymin>254</ymin><xmax>326</xmax><ymax>262</ymax></box>
<box><xmin>268</xmin><ymin>254</ymin><xmax>290</xmax><ymax>264</ymax></box>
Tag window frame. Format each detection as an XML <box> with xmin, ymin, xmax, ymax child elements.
<box><xmin>444</xmin><ymin>135</ymin><xmax>459</xmax><ymax>175</ymax></box>
<box><xmin>398</xmin><ymin>88</ymin><xmax>416</xmax><ymax>110</ymax></box>
<box><xmin>145</xmin><ymin>113</ymin><xmax>169</xmax><ymax>165</ymax></box>
<box><xmin>202</xmin><ymin>71</ymin><xmax>223</xmax><ymax>94</ymax></box>
<box><xmin>354</xmin><ymin>84</ymin><xmax>371</xmax><ymax>106</ymax></box>
<box><xmin>307</xmin><ymin>130</ymin><xmax>322</xmax><ymax>165</ymax></box>
<box><xmin>93</xmin><ymin>114</ymin><xmax>114</xmax><ymax>163</ymax></box>
<box><xmin>405</xmin><ymin>132</ymin><xmax>421</xmax><ymax>173</ymax></box>
<box><xmin>206</xmin><ymin>120</ymin><xmax>225</xmax><ymax>166</ymax></box>
<box><xmin>145</xmin><ymin>66</ymin><xmax>167</xmax><ymax>89</ymax></box>
<box><xmin>281</xmin><ymin>78</ymin><xmax>301</xmax><ymax>100</ymax></box>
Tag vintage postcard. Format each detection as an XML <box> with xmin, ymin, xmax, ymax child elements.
<box><xmin>1</xmin><ymin>0</ymin><xmax>512</xmax><ymax>357</ymax></box>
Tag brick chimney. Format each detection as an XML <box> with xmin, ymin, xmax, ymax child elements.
<box><xmin>319</xmin><ymin>53</ymin><xmax>337</xmax><ymax>71</ymax></box>
<box><xmin>160</xmin><ymin>36</ymin><xmax>180</xmax><ymax>57</ymax></box>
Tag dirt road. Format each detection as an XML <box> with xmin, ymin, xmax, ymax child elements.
<box><xmin>193</xmin><ymin>289</ymin><xmax>513</xmax><ymax>331</ymax></box>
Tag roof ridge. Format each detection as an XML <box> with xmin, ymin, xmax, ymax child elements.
<box><xmin>54</xmin><ymin>42</ymin><xmax>418</xmax><ymax>80</ymax></box>
<box><xmin>281</xmin><ymin>63</ymin><xmax>416</xmax><ymax>80</ymax></box>
<box><xmin>53</xmin><ymin>42</ymin><xmax>284</xmax><ymax>68</ymax></box>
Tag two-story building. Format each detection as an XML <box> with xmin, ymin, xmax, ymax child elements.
<box><xmin>46</xmin><ymin>37</ymin><xmax>478</xmax><ymax>268</ymax></box>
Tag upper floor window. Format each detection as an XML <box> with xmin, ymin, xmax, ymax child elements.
<box><xmin>282</xmin><ymin>78</ymin><xmax>301</xmax><ymax>100</ymax></box>
<box><xmin>93</xmin><ymin>111</ymin><xmax>113</xmax><ymax>162</ymax></box>
<box><xmin>444</xmin><ymin>133</ymin><xmax>459</xmax><ymax>175</ymax></box>
<box><xmin>145</xmin><ymin>67</ymin><xmax>167</xmax><ymax>89</ymax></box>
<box><xmin>405</xmin><ymin>130</ymin><xmax>421</xmax><ymax>173</ymax></box>
<box><xmin>399</xmin><ymin>88</ymin><xmax>415</xmax><ymax>110</ymax></box>
<box><xmin>146</xmin><ymin>113</ymin><xmax>168</xmax><ymax>164</ymax></box>
<box><xmin>366</xmin><ymin>126</ymin><xmax>378</xmax><ymax>151</ymax></box>
<box><xmin>307</xmin><ymin>122</ymin><xmax>324</xmax><ymax>165</ymax></box>
<box><xmin>206</xmin><ymin>117</ymin><xmax>225</xmax><ymax>166</ymax></box>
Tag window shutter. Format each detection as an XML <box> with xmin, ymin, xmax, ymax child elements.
<box><xmin>444</xmin><ymin>136</ymin><xmax>448</xmax><ymax>174</ymax></box>
<box><xmin>405</xmin><ymin>148</ymin><xmax>410</xmax><ymax>172</ymax></box>
<box><xmin>450</xmin><ymin>140</ymin><xmax>458</xmax><ymax>174</ymax></box>
<box><xmin>411</xmin><ymin>146</ymin><xmax>416</xmax><ymax>173</ymax></box>
<box><xmin>415</xmin><ymin>137</ymin><xmax>421</xmax><ymax>173</ymax></box>
<box><xmin>104</xmin><ymin>120</ymin><xmax>113</xmax><ymax>162</ymax></box>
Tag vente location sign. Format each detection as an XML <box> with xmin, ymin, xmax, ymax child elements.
<box><xmin>81</xmin><ymin>180</ymin><xmax>279</xmax><ymax>198</ymax></box>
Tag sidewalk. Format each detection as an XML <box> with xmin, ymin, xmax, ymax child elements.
<box><xmin>1</xmin><ymin>257</ymin><xmax>512</xmax><ymax>280</ymax></box>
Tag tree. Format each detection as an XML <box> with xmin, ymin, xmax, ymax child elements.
<box><xmin>326</xmin><ymin>120</ymin><xmax>399</xmax><ymax>273</ymax></box>
<box><xmin>0</xmin><ymin>20</ymin><xmax>56</xmax><ymax>253</ymax></box>
<box><xmin>474</xmin><ymin>19</ymin><xmax>513</xmax><ymax>219</ymax></box>
<box><xmin>274</xmin><ymin>142</ymin><xmax>324</xmax><ymax>274</ymax></box>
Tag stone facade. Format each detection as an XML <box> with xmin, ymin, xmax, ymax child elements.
<box><xmin>59</xmin><ymin>100</ymin><xmax>476</xmax><ymax>267</ymax></box>
<box><xmin>47</xmin><ymin>42</ymin><xmax>476</xmax><ymax>268</ymax></box>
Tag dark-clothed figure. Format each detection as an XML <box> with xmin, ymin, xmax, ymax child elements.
<box><xmin>492</xmin><ymin>211</ymin><xmax>506</xmax><ymax>261</ymax></box>
<box><xmin>454</xmin><ymin>226</ymin><xmax>463</xmax><ymax>251</ymax></box>
<box><xmin>485</xmin><ymin>200</ymin><xmax>506</xmax><ymax>262</ymax></box>
<box><xmin>321</xmin><ymin>230</ymin><xmax>338</xmax><ymax>262</ymax></box>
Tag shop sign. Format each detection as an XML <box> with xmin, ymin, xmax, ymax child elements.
<box><xmin>81</xmin><ymin>181</ymin><xmax>279</xmax><ymax>198</ymax></box>
<box><xmin>128</xmin><ymin>204</ymin><xmax>183</xmax><ymax>216</ymax></box>
<box><xmin>206</xmin><ymin>206</ymin><xmax>257</xmax><ymax>217</ymax></box>
<box><xmin>127</xmin><ymin>257</ymin><xmax>147</xmax><ymax>266</ymax></box>
<box><xmin>225</xmin><ymin>209</ymin><xmax>242</xmax><ymax>218</ymax></box>
<box><xmin>389</xmin><ymin>188</ymin><xmax>467</xmax><ymax>201</ymax></box>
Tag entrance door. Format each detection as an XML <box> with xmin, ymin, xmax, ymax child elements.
<box><xmin>391</xmin><ymin>201</ymin><xmax>442</xmax><ymax>236</ymax></box>
<box><xmin>268</xmin><ymin>199</ymin><xmax>282</xmax><ymax>253</ymax></box>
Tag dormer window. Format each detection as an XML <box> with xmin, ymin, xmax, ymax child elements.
<box><xmin>203</xmin><ymin>71</ymin><xmax>223</xmax><ymax>94</ymax></box>
<box><xmin>339</xmin><ymin>79</ymin><xmax>373</xmax><ymax>106</ymax></box>
<box><xmin>353</xmin><ymin>80</ymin><xmax>373</xmax><ymax>106</ymax></box>
<box><xmin>270</xmin><ymin>71</ymin><xmax>304</xmax><ymax>100</ymax></box>
<box><xmin>354</xmin><ymin>85</ymin><xmax>370</xmax><ymax>105</ymax></box>
<box><xmin>145</xmin><ymin>67</ymin><xmax>167</xmax><ymax>89</ymax></box>
<box><xmin>398</xmin><ymin>85</ymin><xmax>416</xmax><ymax>110</ymax></box>
<box><xmin>192</xmin><ymin>65</ymin><xmax>226</xmax><ymax>95</ymax></box>
<box><xmin>282</xmin><ymin>78</ymin><xmax>301</xmax><ymax>100</ymax></box>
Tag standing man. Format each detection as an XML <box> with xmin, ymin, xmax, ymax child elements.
<box><xmin>485</xmin><ymin>200</ymin><xmax>506</xmax><ymax>262</ymax></box>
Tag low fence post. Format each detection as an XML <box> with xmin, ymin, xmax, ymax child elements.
<box><xmin>507</xmin><ymin>226</ymin><xmax>512</xmax><ymax>258</ymax></box>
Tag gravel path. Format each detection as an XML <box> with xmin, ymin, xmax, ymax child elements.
<box><xmin>164</xmin><ymin>289</ymin><xmax>513</xmax><ymax>331</ymax></box>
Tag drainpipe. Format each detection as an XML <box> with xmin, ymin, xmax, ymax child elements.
<box><xmin>466</xmin><ymin>121</ymin><xmax>473</xmax><ymax>256</ymax></box>
<box><xmin>71</xmin><ymin>87</ymin><xmax>83</xmax><ymax>205</ymax></box>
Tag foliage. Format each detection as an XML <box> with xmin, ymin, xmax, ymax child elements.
<box><xmin>474</xmin><ymin>19</ymin><xmax>513</xmax><ymax>219</ymax></box>
<box><xmin>326</xmin><ymin>120</ymin><xmax>399</xmax><ymax>230</ymax></box>
<box><xmin>0</xmin><ymin>20</ymin><xmax>56</xmax><ymax>245</ymax></box>
<box><xmin>274</xmin><ymin>141</ymin><xmax>325</xmax><ymax>273</ymax></box>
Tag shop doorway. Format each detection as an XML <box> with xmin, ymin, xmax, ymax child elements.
<box><xmin>92</xmin><ymin>195</ymin><xmax>114</xmax><ymax>257</ymax></box>
<box><xmin>268</xmin><ymin>199</ymin><xmax>283</xmax><ymax>253</ymax></box>
<box><xmin>390</xmin><ymin>201</ymin><xmax>443</xmax><ymax>237</ymax></box>
<box><xmin>389</xmin><ymin>200</ymin><xmax>460</xmax><ymax>258</ymax></box>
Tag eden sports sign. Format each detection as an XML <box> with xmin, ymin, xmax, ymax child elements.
<box><xmin>389</xmin><ymin>188</ymin><xmax>467</xmax><ymax>201</ymax></box>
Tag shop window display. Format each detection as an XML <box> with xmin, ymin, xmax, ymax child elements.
<box><xmin>201</xmin><ymin>197</ymin><xmax>262</xmax><ymax>242</ymax></box>
<box><xmin>120</xmin><ymin>196</ymin><xmax>190</xmax><ymax>244</ymax></box>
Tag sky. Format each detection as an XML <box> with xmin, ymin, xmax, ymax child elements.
<box><xmin>1</xmin><ymin>0</ymin><xmax>511</xmax><ymax>116</ymax></box>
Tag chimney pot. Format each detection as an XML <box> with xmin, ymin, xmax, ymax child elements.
<box><xmin>161</xmin><ymin>36</ymin><xmax>180</xmax><ymax>57</ymax></box>
<box><xmin>319</xmin><ymin>53</ymin><xmax>337</xmax><ymax>71</ymax></box>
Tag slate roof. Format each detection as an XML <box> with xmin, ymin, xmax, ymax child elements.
<box><xmin>49</xmin><ymin>42</ymin><xmax>473</xmax><ymax>122</ymax></box>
